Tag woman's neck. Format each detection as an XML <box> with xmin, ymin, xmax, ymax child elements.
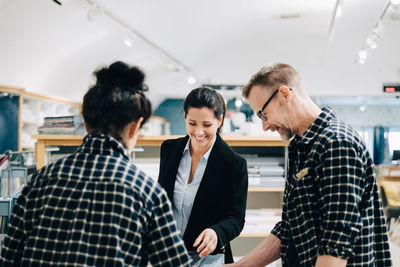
<box><xmin>189</xmin><ymin>136</ymin><xmax>216</xmax><ymax>158</ymax></box>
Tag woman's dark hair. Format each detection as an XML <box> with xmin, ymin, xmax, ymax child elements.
<box><xmin>183</xmin><ymin>87</ymin><xmax>226</xmax><ymax>133</ymax></box>
<box><xmin>82</xmin><ymin>61</ymin><xmax>152</xmax><ymax>141</ymax></box>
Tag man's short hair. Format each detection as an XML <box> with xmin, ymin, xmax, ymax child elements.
<box><xmin>242</xmin><ymin>63</ymin><xmax>302</xmax><ymax>98</ymax></box>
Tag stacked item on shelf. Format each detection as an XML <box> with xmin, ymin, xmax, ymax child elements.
<box><xmin>0</xmin><ymin>151</ymin><xmax>28</xmax><ymax>238</ymax></box>
<box><xmin>245</xmin><ymin>156</ymin><xmax>285</xmax><ymax>187</ymax></box>
<box><xmin>242</xmin><ymin>208</ymin><xmax>282</xmax><ymax>235</ymax></box>
<box><xmin>38</xmin><ymin>115</ymin><xmax>85</xmax><ymax>135</ymax></box>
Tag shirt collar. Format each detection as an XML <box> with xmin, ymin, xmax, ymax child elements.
<box><xmin>78</xmin><ymin>134</ymin><xmax>130</xmax><ymax>160</ymax></box>
<box><xmin>183</xmin><ymin>136</ymin><xmax>216</xmax><ymax>160</ymax></box>
<box><xmin>292</xmin><ymin>106</ymin><xmax>337</xmax><ymax>146</ymax></box>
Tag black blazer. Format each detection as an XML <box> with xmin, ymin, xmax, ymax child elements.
<box><xmin>158</xmin><ymin>134</ymin><xmax>248</xmax><ymax>264</ymax></box>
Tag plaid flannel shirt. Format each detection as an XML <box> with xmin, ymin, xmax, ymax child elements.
<box><xmin>0</xmin><ymin>134</ymin><xmax>191</xmax><ymax>266</ymax></box>
<box><xmin>271</xmin><ymin>107</ymin><xmax>391</xmax><ymax>266</ymax></box>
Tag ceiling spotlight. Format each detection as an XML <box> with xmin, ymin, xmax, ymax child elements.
<box><xmin>187</xmin><ymin>76</ymin><xmax>196</xmax><ymax>85</ymax></box>
<box><xmin>336</xmin><ymin>5</ymin><xmax>343</xmax><ymax>18</ymax></box>
<box><xmin>124</xmin><ymin>38</ymin><xmax>133</xmax><ymax>47</ymax></box>
<box><xmin>358</xmin><ymin>49</ymin><xmax>368</xmax><ymax>60</ymax></box>
<box><xmin>366</xmin><ymin>32</ymin><xmax>379</xmax><ymax>49</ymax></box>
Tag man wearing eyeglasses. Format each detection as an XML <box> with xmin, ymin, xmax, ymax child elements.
<box><xmin>224</xmin><ymin>63</ymin><xmax>391</xmax><ymax>266</ymax></box>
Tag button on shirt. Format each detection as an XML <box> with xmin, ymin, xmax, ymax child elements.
<box><xmin>271</xmin><ymin>107</ymin><xmax>392</xmax><ymax>266</ymax></box>
<box><xmin>173</xmin><ymin>138</ymin><xmax>215</xmax><ymax>237</ymax></box>
<box><xmin>0</xmin><ymin>134</ymin><xmax>191</xmax><ymax>267</ymax></box>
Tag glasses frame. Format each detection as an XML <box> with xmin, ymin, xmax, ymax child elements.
<box><xmin>256</xmin><ymin>89</ymin><xmax>279</xmax><ymax>121</ymax></box>
<box><xmin>256</xmin><ymin>88</ymin><xmax>292</xmax><ymax>121</ymax></box>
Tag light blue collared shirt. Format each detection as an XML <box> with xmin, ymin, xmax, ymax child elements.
<box><xmin>173</xmin><ymin>138</ymin><xmax>215</xmax><ymax>237</ymax></box>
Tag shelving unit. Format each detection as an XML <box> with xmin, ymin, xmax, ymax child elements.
<box><xmin>229</xmin><ymin>141</ymin><xmax>286</xmax><ymax>262</ymax></box>
<box><xmin>31</xmin><ymin>134</ymin><xmax>288</xmax><ymax>262</ymax></box>
<box><xmin>0</xmin><ymin>85</ymin><xmax>81</xmax><ymax>153</ymax></box>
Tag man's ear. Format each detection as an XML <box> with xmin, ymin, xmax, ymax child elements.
<box><xmin>279</xmin><ymin>86</ymin><xmax>292</xmax><ymax>100</ymax></box>
<box><xmin>129</xmin><ymin>117</ymin><xmax>144</xmax><ymax>138</ymax></box>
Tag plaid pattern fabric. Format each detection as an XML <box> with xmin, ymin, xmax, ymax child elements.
<box><xmin>271</xmin><ymin>107</ymin><xmax>392</xmax><ymax>266</ymax></box>
<box><xmin>0</xmin><ymin>134</ymin><xmax>191</xmax><ymax>266</ymax></box>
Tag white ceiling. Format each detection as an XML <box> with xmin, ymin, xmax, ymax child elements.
<box><xmin>0</xmin><ymin>0</ymin><xmax>399</xmax><ymax>106</ymax></box>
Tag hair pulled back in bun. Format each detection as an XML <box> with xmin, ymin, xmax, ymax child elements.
<box><xmin>95</xmin><ymin>61</ymin><xmax>147</xmax><ymax>93</ymax></box>
<box><xmin>82</xmin><ymin>61</ymin><xmax>152</xmax><ymax>140</ymax></box>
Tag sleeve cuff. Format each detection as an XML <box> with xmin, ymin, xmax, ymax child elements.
<box><xmin>318</xmin><ymin>242</ymin><xmax>354</xmax><ymax>259</ymax></box>
<box><xmin>270</xmin><ymin>221</ymin><xmax>283</xmax><ymax>240</ymax></box>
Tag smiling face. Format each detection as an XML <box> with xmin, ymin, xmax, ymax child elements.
<box><xmin>247</xmin><ymin>85</ymin><xmax>294</xmax><ymax>141</ymax></box>
<box><xmin>185</xmin><ymin>107</ymin><xmax>222</xmax><ymax>150</ymax></box>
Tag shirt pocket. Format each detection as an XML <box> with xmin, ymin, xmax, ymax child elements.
<box><xmin>291</xmin><ymin>168</ymin><xmax>318</xmax><ymax>205</ymax></box>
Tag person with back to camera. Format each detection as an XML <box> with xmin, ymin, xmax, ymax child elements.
<box><xmin>0</xmin><ymin>61</ymin><xmax>191</xmax><ymax>266</ymax></box>
<box><xmin>158</xmin><ymin>87</ymin><xmax>249</xmax><ymax>266</ymax></box>
<box><xmin>223</xmin><ymin>63</ymin><xmax>392</xmax><ymax>266</ymax></box>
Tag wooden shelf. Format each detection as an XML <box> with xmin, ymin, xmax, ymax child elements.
<box><xmin>32</xmin><ymin>135</ymin><xmax>289</xmax><ymax>146</ymax></box>
<box><xmin>248</xmin><ymin>187</ymin><xmax>284</xmax><ymax>192</ymax></box>
<box><xmin>136</xmin><ymin>135</ymin><xmax>183</xmax><ymax>146</ymax></box>
<box><xmin>22</xmin><ymin>120</ymin><xmax>41</xmax><ymax>125</ymax></box>
<box><xmin>239</xmin><ymin>233</ymin><xmax>269</xmax><ymax>238</ymax></box>
<box><xmin>21</xmin><ymin>145</ymin><xmax>34</xmax><ymax>150</ymax></box>
<box><xmin>32</xmin><ymin>134</ymin><xmax>288</xmax><ymax>169</ymax></box>
<box><xmin>223</xmin><ymin>136</ymin><xmax>289</xmax><ymax>147</ymax></box>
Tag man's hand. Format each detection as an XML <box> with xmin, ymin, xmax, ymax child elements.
<box><xmin>221</xmin><ymin>234</ymin><xmax>281</xmax><ymax>267</ymax></box>
<box><xmin>193</xmin><ymin>228</ymin><xmax>218</xmax><ymax>258</ymax></box>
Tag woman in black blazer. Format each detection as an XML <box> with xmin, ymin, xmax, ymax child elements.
<box><xmin>158</xmin><ymin>87</ymin><xmax>248</xmax><ymax>265</ymax></box>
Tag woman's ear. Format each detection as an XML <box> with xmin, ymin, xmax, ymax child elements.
<box><xmin>218</xmin><ymin>114</ymin><xmax>223</xmax><ymax>127</ymax></box>
<box><xmin>84</xmin><ymin>122</ymin><xmax>90</xmax><ymax>133</ymax></box>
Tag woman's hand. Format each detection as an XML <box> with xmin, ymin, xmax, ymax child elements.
<box><xmin>193</xmin><ymin>228</ymin><xmax>218</xmax><ymax>258</ymax></box>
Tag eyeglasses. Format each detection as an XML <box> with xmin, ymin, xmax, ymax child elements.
<box><xmin>256</xmin><ymin>89</ymin><xmax>279</xmax><ymax>121</ymax></box>
<box><xmin>256</xmin><ymin>88</ymin><xmax>293</xmax><ymax>121</ymax></box>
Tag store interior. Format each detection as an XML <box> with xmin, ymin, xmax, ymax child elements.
<box><xmin>1</xmin><ymin>0</ymin><xmax>400</xmax><ymax>265</ymax></box>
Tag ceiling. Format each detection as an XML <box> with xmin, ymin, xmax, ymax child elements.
<box><xmin>0</xmin><ymin>0</ymin><xmax>399</xmax><ymax>106</ymax></box>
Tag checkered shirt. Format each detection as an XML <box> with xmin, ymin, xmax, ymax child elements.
<box><xmin>271</xmin><ymin>107</ymin><xmax>392</xmax><ymax>266</ymax></box>
<box><xmin>0</xmin><ymin>134</ymin><xmax>191</xmax><ymax>266</ymax></box>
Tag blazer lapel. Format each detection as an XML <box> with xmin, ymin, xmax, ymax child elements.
<box><xmin>163</xmin><ymin>136</ymin><xmax>189</xmax><ymax>203</ymax></box>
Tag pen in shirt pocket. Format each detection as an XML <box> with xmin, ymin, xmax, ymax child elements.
<box><xmin>295</xmin><ymin>168</ymin><xmax>308</xmax><ymax>179</ymax></box>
